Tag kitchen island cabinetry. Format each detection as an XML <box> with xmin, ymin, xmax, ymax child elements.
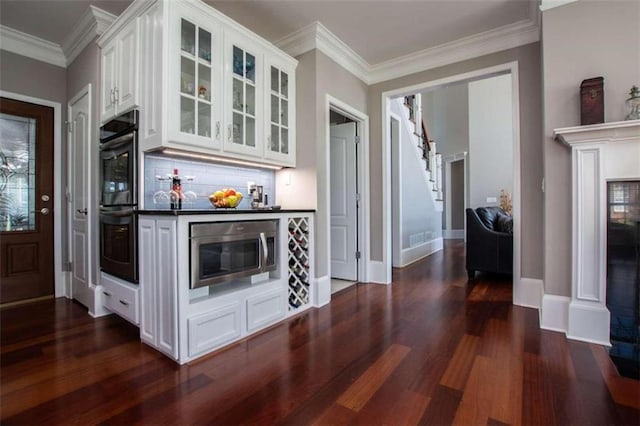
<box><xmin>137</xmin><ymin>210</ymin><xmax>314</xmax><ymax>363</ymax></box>
<box><xmin>99</xmin><ymin>0</ymin><xmax>297</xmax><ymax>167</ymax></box>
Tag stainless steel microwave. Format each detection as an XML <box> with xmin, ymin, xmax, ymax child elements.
<box><xmin>190</xmin><ymin>220</ymin><xmax>277</xmax><ymax>289</ymax></box>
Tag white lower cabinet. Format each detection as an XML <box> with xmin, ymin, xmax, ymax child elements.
<box><xmin>101</xmin><ymin>272</ymin><xmax>139</xmax><ymax>325</ymax></box>
<box><xmin>188</xmin><ymin>302</ymin><xmax>242</xmax><ymax>358</ymax></box>
<box><xmin>139</xmin><ymin>218</ymin><xmax>178</xmax><ymax>360</ymax></box>
<box><xmin>246</xmin><ymin>288</ymin><xmax>285</xmax><ymax>332</ymax></box>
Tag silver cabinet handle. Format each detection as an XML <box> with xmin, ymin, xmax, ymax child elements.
<box><xmin>227</xmin><ymin>124</ymin><xmax>232</xmax><ymax>142</ymax></box>
<box><xmin>119</xmin><ymin>299</ymin><xmax>129</xmax><ymax>306</ymax></box>
<box><xmin>110</xmin><ymin>89</ymin><xmax>115</xmax><ymax>105</ymax></box>
<box><xmin>114</xmin><ymin>87</ymin><xmax>119</xmax><ymax>104</ymax></box>
<box><xmin>103</xmin><ymin>291</ymin><xmax>112</xmax><ymax>297</ymax></box>
<box><xmin>31</xmin><ymin>208</ymin><xmax>49</xmax><ymax>215</ymax></box>
<box><xmin>77</xmin><ymin>208</ymin><xmax>87</xmax><ymax>215</ymax></box>
<box><xmin>215</xmin><ymin>121</ymin><xmax>220</xmax><ymax>140</ymax></box>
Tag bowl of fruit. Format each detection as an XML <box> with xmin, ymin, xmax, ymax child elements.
<box><xmin>209</xmin><ymin>188</ymin><xmax>243</xmax><ymax>208</ymax></box>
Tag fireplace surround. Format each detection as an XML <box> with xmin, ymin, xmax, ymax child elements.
<box><xmin>554</xmin><ymin>119</ymin><xmax>640</xmax><ymax>345</ymax></box>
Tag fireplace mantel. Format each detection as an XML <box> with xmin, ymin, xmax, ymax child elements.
<box><xmin>553</xmin><ymin>119</ymin><xmax>640</xmax><ymax>346</ymax></box>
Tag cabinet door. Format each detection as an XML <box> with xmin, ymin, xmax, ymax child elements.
<box><xmin>139</xmin><ymin>218</ymin><xmax>157</xmax><ymax>346</ymax></box>
<box><xmin>115</xmin><ymin>20</ymin><xmax>139</xmax><ymax>114</ymax></box>
<box><xmin>100</xmin><ymin>40</ymin><xmax>117</xmax><ymax>123</ymax></box>
<box><xmin>156</xmin><ymin>219</ymin><xmax>178</xmax><ymax>359</ymax></box>
<box><xmin>168</xmin><ymin>5</ymin><xmax>222</xmax><ymax>150</ymax></box>
<box><xmin>264</xmin><ymin>60</ymin><xmax>296</xmax><ymax>166</ymax></box>
<box><xmin>224</xmin><ymin>32</ymin><xmax>262</xmax><ymax>157</ymax></box>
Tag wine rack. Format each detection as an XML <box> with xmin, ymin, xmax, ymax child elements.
<box><xmin>287</xmin><ymin>217</ymin><xmax>310</xmax><ymax>310</ymax></box>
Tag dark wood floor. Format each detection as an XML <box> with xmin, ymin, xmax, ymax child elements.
<box><xmin>1</xmin><ymin>240</ymin><xmax>638</xmax><ymax>425</ymax></box>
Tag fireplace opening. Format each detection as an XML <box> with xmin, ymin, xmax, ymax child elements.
<box><xmin>606</xmin><ymin>181</ymin><xmax>640</xmax><ymax>379</ymax></box>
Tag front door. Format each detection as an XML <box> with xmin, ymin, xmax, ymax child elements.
<box><xmin>69</xmin><ymin>88</ymin><xmax>91</xmax><ymax>307</ymax></box>
<box><xmin>330</xmin><ymin>122</ymin><xmax>358</xmax><ymax>281</ymax></box>
<box><xmin>0</xmin><ymin>97</ymin><xmax>55</xmax><ymax>304</ymax></box>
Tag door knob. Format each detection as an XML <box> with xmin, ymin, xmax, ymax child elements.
<box><xmin>32</xmin><ymin>208</ymin><xmax>50</xmax><ymax>215</ymax></box>
<box><xmin>77</xmin><ymin>208</ymin><xmax>88</xmax><ymax>215</ymax></box>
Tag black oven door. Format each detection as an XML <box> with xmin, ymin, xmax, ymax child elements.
<box><xmin>100</xmin><ymin>207</ymin><xmax>138</xmax><ymax>283</ymax></box>
<box><xmin>100</xmin><ymin>133</ymin><xmax>136</xmax><ymax>207</ymax></box>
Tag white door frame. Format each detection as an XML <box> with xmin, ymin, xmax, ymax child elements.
<box><xmin>443</xmin><ymin>152</ymin><xmax>468</xmax><ymax>240</ymax></box>
<box><xmin>325</xmin><ymin>95</ymin><xmax>370</xmax><ymax>284</ymax></box>
<box><xmin>0</xmin><ymin>90</ymin><xmax>65</xmax><ymax>298</ymax></box>
<box><xmin>389</xmin><ymin>111</ymin><xmax>402</xmax><ymax>267</ymax></box>
<box><xmin>381</xmin><ymin>61</ymin><xmax>525</xmax><ymax>307</ymax></box>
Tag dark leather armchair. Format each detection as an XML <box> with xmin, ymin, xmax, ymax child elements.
<box><xmin>466</xmin><ymin>207</ymin><xmax>513</xmax><ymax>279</ymax></box>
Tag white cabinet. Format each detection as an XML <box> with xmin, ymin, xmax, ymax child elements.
<box><xmin>188</xmin><ymin>302</ymin><xmax>242</xmax><ymax>358</ymax></box>
<box><xmin>168</xmin><ymin>4</ymin><xmax>223</xmax><ymax>149</ymax></box>
<box><xmin>139</xmin><ymin>218</ymin><xmax>178</xmax><ymax>360</ymax></box>
<box><xmin>222</xmin><ymin>31</ymin><xmax>263</xmax><ymax>158</ymax></box>
<box><xmin>101</xmin><ymin>272</ymin><xmax>140</xmax><ymax>325</ymax></box>
<box><xmin>264</xmin><ymin>59</ymin><xmax>296</xmax><ymax>166</ymax></box>
<box><xmin>100</xmin><ymin>19</ymin><xmax>139</xmax><ymax>123</ymax></box>
<box><xmin>246</xmin><ymin>287</ymin><xmax>285</xmax><ymax>332</ymax></box>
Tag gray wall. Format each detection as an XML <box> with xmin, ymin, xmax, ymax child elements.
<box><xmin>468</xmin><ymin>74</ymin><xmax>513</xmax><ymax>209</ymax></box>
<box><xmin>422</xmin><ymin>83</ymin><xmax>469</xmax><ymax>158</ymax></box>
<box><xmin>542</xmin><ymin>0</ymin><xmax>640</xmax><ymax>296</ymax></box>
<box><xmin>369</xmin><ymin>42</ymin><xmax>543</xmax><ymax>279</ymax></box>
<box><xmin>278</xmin><ymin>49</ymin><xmax>368</xmax><ymax>279</ymax></box>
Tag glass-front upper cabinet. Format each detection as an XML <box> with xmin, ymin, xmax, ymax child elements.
<box><xmin>224</xmin><ymin>32</ymin><xmax>262</xmax><ymax>157</ymax></box>
<box><xmin>168</xmin><ymin>5</ymin><xmax>222</xmax><ymax>149</ymax></box>
<box><xmin>264</xmin><ymin>59</ymin><xmax>296</xmax><ymax>166</ymax></box>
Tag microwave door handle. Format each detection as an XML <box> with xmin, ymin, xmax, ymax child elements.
<box><xmin>259</xmin><ymin>232</ymin><xmax>268</xmax><ymax>267</ymax></box>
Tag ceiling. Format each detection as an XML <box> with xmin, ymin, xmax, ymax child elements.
<box><xmin>0</xmin><ymin>0</ymin><xmax>536</xmax><ymax>66</ymax></box>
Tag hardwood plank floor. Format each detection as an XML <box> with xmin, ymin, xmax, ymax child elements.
<box><xmin>1</xmin><ymin>240</ymin><xmax>638</xmax><ymax>425</ymax></box>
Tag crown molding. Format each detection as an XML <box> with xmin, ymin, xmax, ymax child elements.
<box><xmin>539</xmin><ymin>0</ymin><xmax>579</xmax><ymax>12</ymax></box>
<box><xmin>0</xmin><ymin>25</ymin><xmax>66</xmax><ymax>68</ymax></box>
<box><xmin>368</xmin><ymin>18</ymin><xmax>539</xmax><ymax>84</ymax></box>
<box><xmin>276</xmin><ymin>21</ymin><xmax>369</xmax><ymax>83</ymax></box>
<box><xmin>62</xmin><ymin>6</ymin><xmax>116</xmax><ymax>66</ymax></box>
<box><xmin>277</xmin><ymin>16</ymin><xmax>540</xmax><ymax>86</ymax></box>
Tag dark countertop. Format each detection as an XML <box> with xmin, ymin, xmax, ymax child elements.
<box><xmin>137</xmin><ymin>208</ymin><xmax>315</xmax><ymax>216</ymax></box>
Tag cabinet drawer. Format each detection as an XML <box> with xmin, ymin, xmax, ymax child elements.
<box><xmin>246</xmin><ymin>288</ymin><xmax>285</xmax><ymax>333</ymax></box>
<box><xmin>101</xmin><ymin>273</ymin><xmax>139</xmax><ymax>325</ymax></box>
<box><xmin>188</xmin><ymin>302</ymin><xmax>242</xmax><ymax>358</ymax></box>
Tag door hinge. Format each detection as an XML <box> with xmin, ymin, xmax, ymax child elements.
<box><xmin>354</xmin><ymin>135</ymin><xmax>361</xmax><ymax>144</ymax></box>
<box><xmin>355</xmin><ymin>251</ymin><xmax>361</xmax><ymax>260</ymax></box>
<box><xmin>66</xmin><ymin>261</ymin><xmax>73</xmax><ymax>272</ymax></box>
<box><xmin>65</xmin><ymin>121</ymin><xmax>72</xmax><ymax>133</ymax></box>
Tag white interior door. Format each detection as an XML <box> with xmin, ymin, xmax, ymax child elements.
<box><xmin>330</xmin><ymin>122</ymin><xmax>357</xmax><ymax>281</ymax></box>
<box><xmin>68</xmin><ymin>88</ymin><xmax>91</xmax><ymax>307</ymax></box>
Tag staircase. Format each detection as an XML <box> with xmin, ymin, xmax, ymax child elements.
<box><xmin>400</xmin><ymin>95</ymin><xmax>443</xmax><ymax>207</ymax></box>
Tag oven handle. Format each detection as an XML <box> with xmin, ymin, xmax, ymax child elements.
<box><xmin>100</xmin><ymin>132</ymin><xmax>134</xmax><ymax>151</ymax></box>
<box><xmin>259</xmin><ymin>232</ymin><xmax>268</xmax><ymax>268</ymax></box>
<box><xmin>100</xmin><ymin>207</ymin><xmax>136</xmax><ymax>217</ymax></box>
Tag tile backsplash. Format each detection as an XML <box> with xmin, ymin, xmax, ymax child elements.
<box><xmin>143</xmin><ymin>154</ymin><xmax>275</xmax><ymax>210</ymax></box>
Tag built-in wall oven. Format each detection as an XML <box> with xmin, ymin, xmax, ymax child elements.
<box><xmin>99</xmin><ymin>110</ymin><xmax>139</xmax><ymax>283</ymax></box>
<box><xmin>190</xmin><ymin>220</ymin><xmax>278</xmax><ymax>289</ymax></box>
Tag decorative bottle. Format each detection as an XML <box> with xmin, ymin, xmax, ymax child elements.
<box><xmin>170</xmin><ymin>168</ymin><xmax>182</xmax><ymax>210</ymax></box>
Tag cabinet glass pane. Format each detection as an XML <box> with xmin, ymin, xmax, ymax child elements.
<box><xmin>233</xmin><ymin>46</ymin><xmax>243</xmax><ymax>76</ymax></box>
<box><xmin>281</xmin><ymin>99</ymin><xmax>288</xmax><ymax>126</ymax></box>
<box><xmin>198</xmin><ymin>28</ymin><xmax>211</xmax><ymax>63</ymax></box>
<box><xmin>181</xmin><ymin>57</ymin><xmax>195</xmax><ymax>95</ymax></box>
<box><xmin>271</xmin><ymin>66</ymin><xmax>278</xmax><ymax>93</ymax></box>
<box><xmin>245</xmin><ymin>53</ymin><xmax>255</xmax><ymax>82</ymax></box>
<box><xmin>282</xmin><ymin>128</ymin><xmax>289</xmax><ymax>154</ymax></box>
<box><xmin>245</xmin><ymin>84</ymin><xmax>255</xmax><ymax>116</ymax></box>
<box><xmin>181</xmin><ymin>19</ymin><xmax>196</xmax><ymax>56</ymax></box>
<box><xmin>232</xmin><ymin>78</ymin><xmax>243</xmax><ymax>111</ymax></box>
<box><xmin>198</xmin><ymin>64</ymin><xmax>211</xmax><ymax>101</ymax></box>
<box><xmin>270</xmin><ymin>125</ymin><xmax>279</xmax><ymax>152</ymax></box>
<box><xmin>232</xmin><ymin>112</ymin><xmax>243</xmax><ymax>145</ymax></box>
<box><xmin>271</xmin><ymin>95</ymin><xmax>279</xmax><ymax>123</ymax></box>
<box><xmin>198</xmin><ymin>102</ymin><xmax>211</xmax><ymax>137</ymax></box>
<box><xmin>246</xmin><ymin>117</ymin><xmax>255</xmax><ymax>147</ymax></box>
<box><xmin>281</xmin><ymin>71</ymin><xmax>288</xmax><ymax>97</ymax></box>
<box><xmin>180</xmin><ymin>96</ymin><xmax>195</xmax><ymax>134</ymax></box>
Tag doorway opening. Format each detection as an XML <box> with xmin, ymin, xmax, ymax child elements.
<box><xmin>443</xmin><ymin>154</ymin><xmax>468</xmax><ymax>240</ymax></box>
<box><xmin>326</xmin><ymin>96</ymin><xmax>370</xmax><ymax>295</ymax></box>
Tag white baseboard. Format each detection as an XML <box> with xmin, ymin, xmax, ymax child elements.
<box><xmin>567</xmin><ymin>301</ymin><xmax>611</xmax><ymax>346</ymax></box>
<box><xmin>514</xmin><ymin>277</ymin><xmax>543</xmax><ymax>309</ymax></box>
<box><xmin>443</xmin><ymin>229</ymin><xmax>464</xmax><ymax>239</ymax></box>
<box><xmin>540</xmin><ymin>294</ymin><xmax>570</xmax><ymax>333</ymax></box>
<box><xmin>314</xmin><ymin>275</ymin><xmax>331</xmax><ymax>307</ymax></box>
<box><xmin>368</xmin><ymin>260</ymin><xmax>391</xmax><ymax>284</ymax></box>
<box><xmin>399</xmin><ymin>238</ymin><xmax>443</xmax><ymax>267</ymax></box>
